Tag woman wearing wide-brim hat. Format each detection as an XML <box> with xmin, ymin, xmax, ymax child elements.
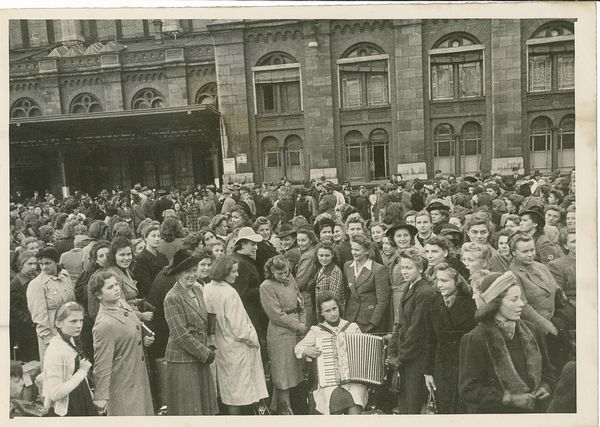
<box><xmin>458</xmin><ymin>271</ymin><xmax>556</xmax><ymax>413</ymax></box>
<box><xmin>385</xmin><ymin>223</ymin><xmax>418</xmax><ymax>327</ymax></box>
<box><xmin>518</xmin><ymin>205</ymin><xmax>563</xmax><ymax>264</ymax></box>
<box><xmin>163</xmin><ymin>249</ymin><xmax>218</xmax><ymax>415</ymax></box>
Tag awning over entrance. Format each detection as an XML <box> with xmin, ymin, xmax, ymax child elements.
<box><xmin>10</xmin><ymin>104</ymin><xmax>220</xmax><ymax>147</ymax></box>
<box><xmin>10</xmin><ymin>105</ymin><xmax>223</xmax><ymax>195</ymax></box>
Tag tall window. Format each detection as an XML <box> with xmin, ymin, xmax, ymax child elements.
<box><xmin>131</xmin><ymin>88</ymin><xmax>165</xmax><ymax>109</ymax></box>
<box><xmin>530</xmin><ymin>117</ymin><xmax>553</xmax><ymax>152</ymax></box>
<box><xmin>433</xmin><ymin>124</ymin><xmax>455</xmax><ymax>157</ymax></box>
<box><xmin>430</xmin><ymin>34</ymin><xmax>484</xmax><ymax>101</ymax></box>
<box><xmin>11</xmin><ymin>98</ymin><xmax>42</xmax><ymax>118</ymax></box>
<box><xmin>253</xmin><ymin>52</ymin><xmax>302</xmax><ymax>114</ymax></box>
<box><xmin>527</xmin><ymin>22</ymin><xmax>574</xmax><ymax>92</ymax></box>
<box><xmin>338</xmin><ymin>43</ymin><xmax>389</xmax><ymax>108</ymax></box>
<box><xmin>460</xmin><ymin>122</ymin><xmax>482</xmax><ymax>156</ymax></box>
<box><xmin>559</xmin><ymin>115</ymin><xmax>575</xmax><ymax>150</ymax></box>
<box><xmin>70</xmin><ymin>93</ymin><xmax>102</xmax><ymax>114</ymax></box>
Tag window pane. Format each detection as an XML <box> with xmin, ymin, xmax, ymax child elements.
<box><xmin>437</xmin><ymin>141</ymin><xmax>452</xmax><ymax>156</ymax></box>
<box><xmin>348</xmin><ymin>146</ymin><xmax>362</xmax><ymax>162</ymax></box>
<box><xmin>560</xmin><ymin>133</ymin><xmax>574</xmax><ymax>150</ymax></box>
<box><xmin>558</xmin><ymin>53</ymin><xmax>574</xmax><ymax>90</ymax></box>
<box><xmin>529</xmin><ymin>55</ymin><xmax>551</xmax><ymax>92</ymax></box>
<box><xmin>459</xmin><ymin>62</ymin><xmax>481</xmax><ymax>97</ymax></box>
<box><xmin>266</xmin><ymin>152</ymin><xmax>280</xmax><ymax>167</ymax></box>
<box><xmin>432</xmin><ymin>64</ymin><xmax>454</xmax><ymax>100</ymax></box>
<box><xmin>462</xmin><ymin>139</ymin><xmax>480</xmax><ymax>155</ymax></box>
<box><xmin>342</xmin><ymin>75</ymin><xmax>362</xmax><ymax>107</ymax></box>
<box><xmin>367</xmin><ymin>74</ymin><xmax>387</xmax><ymax>105</ymax></box>
<box><xmin>159</xmin><ymin>160</ymin><xmax>172</xmax><ymax>187</ymax></box>
<box><xmin>281</xmin><ymin>81</ymin><xmax>301</xmax><ymax>112</ymax></box>
<box><xmin>143</xmin><ymin>161</ymin><xmax>156</xmax><ymax>188</ymax></box>
<box><xmin>259</xmin><ymin>84</ymin><xmax>275</xmax><ymax>112</ymax></box>
<box><xmin>287</xmin><ymin>151</ymin><xmax>301</xmax><ymax>166</ymax></box>
<box><xmin>531</xmin><ymin>134</ymin><xmax>549</xmax><ymax>151</ymax></box>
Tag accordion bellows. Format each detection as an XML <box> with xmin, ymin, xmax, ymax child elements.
<box><xmin>316</xmin><ymin>333</ymin><xmax>386</xmax><ymax>387</ymax></box>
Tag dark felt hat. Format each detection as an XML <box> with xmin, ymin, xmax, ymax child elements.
<box><xmin>426</xmin><ymin>200</ymin><xmax>450</xmax><ymax>212</ymax></box>
<box><xmin>171</xmin><ymin>249</ymin><xmax>199</xmax><ymax>275</ymax></box>
<box><xmin>519</xmin><ymin>205</ymin><xmax>546</xmax><ymax>228</ymax></box>
<box><xmin>276</xmin><ymin>223</ymin><xmax>297</xmax><ymax>238</ymax></box>
<box><xmin>385</xmin><ymin>223</ymin><xmax>418</xmax><ymax>239</ymax></box>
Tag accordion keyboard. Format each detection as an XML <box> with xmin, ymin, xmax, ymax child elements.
<box><xmin>316</xmin><ymin>336</ymin><xmax>338</xmax><ymax>388</ymax></box>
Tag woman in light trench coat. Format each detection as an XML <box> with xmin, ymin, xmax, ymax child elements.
<box><xmin>203</xmin><ymin>255</ymin><xmax>268</xmax><ymax>414</ymax></box>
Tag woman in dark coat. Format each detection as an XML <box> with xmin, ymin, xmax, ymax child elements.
<box><xmin>253</xmin><ymin>216</ymin><xmax>279</xmax><ymax>281</ymax></box>
<box><xmin>133</xmin><ymin>224</ymin><xmax>169</xmax><ymax>299</ymax></box>
<box><xmin>343</xmin><ymin>235</ymin><xmax>391</xmax><ymax>333</ymax></box>
<box><xmin>458</xmin><ymin>271</ymin><xmax>556</xmax><ymax>413</ymax></box>
<box><xmin>163</xmin><ymin>251</ymin><xmax>218</xmax><ymax>415</ymax></box>
<box><xmin>424</xmin><ymin>262</ymin><xmax>476</xmax><ymax>413</ymax></box>
<box><xmin>388</xmin><ymin>248</ymin><xmax>435</xmax><ymax>414</ymax></box>
<box><xmin>10</xmin><ymin>251</ymin><xmax>40</xmax><ymax>362</ymax></box>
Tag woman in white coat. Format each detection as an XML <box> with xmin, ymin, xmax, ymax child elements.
<box><xmin>203</xmin><ymin>255</ymin><xmax>268</xmax><ymax>414</ymax></box>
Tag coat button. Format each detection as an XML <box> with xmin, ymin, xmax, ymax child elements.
<box><xmin>136</xmin><ymin>325</ymin><xmax>140</xmax><ymax>330</ymax></box>
<box><xmin>124</xmin><ymin>312</ymin><xmax>129</xmax><ymax>317</ymax></box>
<box><xmin>138</xmin><ymin>340</ymin><xmax>142</xmax><ymax>345</ymax></box>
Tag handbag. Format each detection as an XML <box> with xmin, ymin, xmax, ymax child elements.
<box><xmin>422</xmin><ymin>390</ymin><xmax>438</xmax><ymax>415</ymax></box>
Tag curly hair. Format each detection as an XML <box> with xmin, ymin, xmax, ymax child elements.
<box><xmin>382</xmin><ymin>202</ymin><xmax>404</xmax><ymax>226</ymax></box>
<box><xmin>210</xmin><ymin>254</ymin><xmax>238</xmax><ymax>282</ymax></box>
<box><xmin>107</xmin><ymin>236</ymin><xmax>132</xmax><ymax>266</ymax></box>
<box><xmin>89</xmin><ymin>270</ymin><xmax>118</xmax><ymax>299</ymax></box>
<box><xmin>160</xmin><ymin>217</ymin><xmax>185</xmax><ymax>243</ymax></box>
<box><xmin>264</xmin><ymin>255</ymin><xmax>291</xmax><ymax>280</ymax></box>
<box><xmin>398</xmin><ymin>247</ymin><xmax>426</xmax><ymax>273</ymax></box>
<box><xmin>433</xmin><ymin>262</ymin><xmax>472</xmax><ymax>297</ymax></box>
<box><xmin>315</xmin><ymin>241</ymin><xmax>339</xmax><ymax>266</ymax></box>
<box><xmin>87</xmin><ymin>240</ymin><xmax>111</xmax><ymax>272</ymax></box>
<box><xmin>349</xmin><ymin>234</ymin><xmax>376</xmax><ymax>259</ymax></box>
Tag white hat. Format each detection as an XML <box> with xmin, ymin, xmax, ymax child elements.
<box><xmin>234</xmin><ymin>227</ymin><xmax>263</xmax><ymax>245</ymax></box>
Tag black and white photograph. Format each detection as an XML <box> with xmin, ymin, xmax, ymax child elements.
<box><xmin>3</xmin><ymin>2</ymin><xmax>597</xmax><ymax>425</ymax></box>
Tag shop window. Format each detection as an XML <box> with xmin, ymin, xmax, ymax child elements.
<box><xmin>132</xmin><ymin>88</ymin><xmax>165</xmax><ymax>109</ymax></box>
<box><xmin>527</xmin><ymin>21</ymin><xmax>574</xmax><ymax>92</ymax></box>
<box><xmin>430</xmin><ymin>33</ymin><xmax>484</xmax><ymax>101</ymax></box>
<box><xmin>338</xmin><ymin>43</ymin><xmax>389</xmax><ymax>108</ymax></box>
<box><xmin>559</xmin><ymin>115</ymin><xmax>575</xmax><ymax>150</ymax></box>
<box><xmin>70</xmin><ymin>93</ymin><xmax>103</xmax><ymax>114</ymax></box>
<box><xmin>11</xmin><ymin>98</ymin><xmax>42</xmax><ymax>118</ymax></box>
<box><xmin>253</xmin><ymin>52</ymin><xmax>302</xmax><ymax>114</ymax></box>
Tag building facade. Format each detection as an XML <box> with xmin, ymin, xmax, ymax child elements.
<box><xmin>9</xmin><ymin>18</ymin><xmax>575</xmax><ymax>195</ymax></box>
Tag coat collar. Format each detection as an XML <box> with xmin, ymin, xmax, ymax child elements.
<box><xmin>98</xmin><ymin>301</ymin><xmax>136</xmax><ymax>324</ymax></box>
<box><xmin>511</xmin><ymin>259</ymin><xmax>552</xmax><ymax>293</ymax></box>
<box><xmin>173</xmin><ymin>281</ymin><xmax>207</xmax><ymax>321</ymax></box>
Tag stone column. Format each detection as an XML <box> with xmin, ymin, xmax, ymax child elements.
<box><xmin>490</xmin><ymin>19</ymin><xmax>523</xmax><ymax>171</ymax></box>
<box><xmin>164</xmin><ymin>48</ymin><xmax>188</xmax><ymax>106</ymax></box>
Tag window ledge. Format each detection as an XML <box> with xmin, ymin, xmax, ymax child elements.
<box><xmin>430</xmin><ymin>96</ymin><xmax>485</xmax><ymax>104</ymax></box>
<box><xmin>256</xmin><ymin>111</ymin><xmax>303</xmax><ymax>118</ymax></box>
<box><xmin>527</xmin><ymin>89</ymin><xmax>574</xmax><ymax>97</ymax></box>
<box><xmin>340</xmin><ymin>104</ymin><xmax>391</xmax><ymax>112</ymax></box>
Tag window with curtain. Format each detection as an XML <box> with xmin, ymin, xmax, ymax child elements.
<box><xmin>339</xmin><ymin>44</ymin><xmax>389</xmax><ymax>108</ymax></box>
<box><xmin>430</xmin><ymin>34</ymin><xmax>483</xmax><ymax>101</ymax></box>
<box><xmin>528</xmin><ymin>22</ymin><xmax>574</xmax><ymax>92</ymax></box>
<box><xmin>433</xmin><ymin>124</ymin><xmax>455</xmax><ymax>156</ymax></box>
<box><xmin>254</xmin><ymin>52</ymin><xmax>302</xmax><ymax>114</ymax></box>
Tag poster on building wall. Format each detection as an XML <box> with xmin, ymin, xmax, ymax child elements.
<box><xmin>223</xmin><ymin>157</ymin><xmax>236</xmax><ymax>174</ymax></box>
<box><xmin>236</xmin><ymin>153</ymin><xmax>247</xmax><ymax>164</ymax></box>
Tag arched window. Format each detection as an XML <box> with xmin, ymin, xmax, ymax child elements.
<box><xmin>433</xmin><ymin>124</ymin><xmax>455</xmax><ymax>157</ymax></box>
<box><xmin>559</xmin><ymin>115</ymin><xmax>575</xmax><ymax>150</ymax></box>
<box><xmin>530</xmin><ymin>117</ymin><xmax>553</xmax><ymax>152</ymax></box>
<box><xmin>339</xmin><ymin>43</ymin><xmax>389</xmax><ymax>108</ymax></box>
<box><xmin>430</xmin><ymin>33</ymin><xmax>483</xmax><ymax>100</ymax></box>
<box><xmin>528</xmin><ymin>21</ymin><xmax>574</xmax><ymax>92</ymax></box>
<box><xmin>195</xmin><ymin>82</ymin><xmax>217</xmax><ymax>107</ymax></box>
<box><xmin>70</xmin><ymin>93</ymin><xmax>103</xmax><ymax>114</ymax></box>
<box><xmin>253</xmin><ymin>52</ymin><xmax>301</xmax><ymax>114</ymax></box>
<box><xmin>10</xmin><ymin>98</ymin><xmax>42</xmax><ymax>118</ymax></box>
<box><xmin>344</xmin><ymin>130</ymin><xmax>365</xmax><ymax>179</ymax></box>
<box><xmin>131</xmin><ymin>88</ymin><xmax>165</xmax><ymax>109</ymax></box>
<box><xmin>460</xmin><ymin>122</ymin><xmax>482</xmax><ymax>156</ymax></box>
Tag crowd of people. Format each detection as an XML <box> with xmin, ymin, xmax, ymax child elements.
<box><xmin>9</xmin><ymin>166</ymin><xmax>577</xmax><ymax>416</ymax></box>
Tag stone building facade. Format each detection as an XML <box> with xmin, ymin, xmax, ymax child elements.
<box><xmin>9</xmin><ymin>18</ymin><xmax>575</xmax><ymax>195</ymax></box>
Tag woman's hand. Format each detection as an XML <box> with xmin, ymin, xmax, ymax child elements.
<box><xmin>424</xmin><ymin>374</ymin><xmax>436</xmax><ymax>394</ymax></box>
<box><xmin>303</xmin><ymin>345</ymin><xmax>322</xmax><ymax>358</ymax></box>
<box><xmin>503</xmin><ymin>392</ymin><xmax>536</xmax><ymax>411</ymax></box>
<box><xmin>533</xmin><ymin>386</ymin><xmax>550</xmax><ymax>400</ymax></box>
<box><xmin>297</xmin><ymin>323</ymin><xmax>308</xmax><ymax>335</ymax></box>
<box><xmin>79</xmin><ymin>358</ymin><xmax>92</xmax><ymax>374</ymax></box>
<box><xmin>548</xmin><ymin>324</ymin><xmax>559</xmax><ymax>336</ymax></box>
<box><xmin>94</xmin><ymin>399</ymin><xmax>107</xmax><ymax>413</ymax></box>
<box><xmin>143</xmin><ymin>335</ymin><xmax>155</xmax><ymax>347</ymax></box>
<box><xmin>140</xmin><ymin>311</ymin><xmax>154</xmax><ymax>322</ymax></box>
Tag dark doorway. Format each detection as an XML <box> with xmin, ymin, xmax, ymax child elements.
<box><xmin>371</xmin><ymin>144</ymin><xmax>388</xmax><ymax>180</ymax></box>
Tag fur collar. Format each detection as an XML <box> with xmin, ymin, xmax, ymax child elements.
<box><xmin>482</xmin><ymin>320</ymin><xmax>542</xmax><ymax>394</ymax></box>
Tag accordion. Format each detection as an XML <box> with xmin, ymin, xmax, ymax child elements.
<box><xmin>315</xmin><ymin>332</ymin><xmax>386</xmax><ymax>388</ymax></box>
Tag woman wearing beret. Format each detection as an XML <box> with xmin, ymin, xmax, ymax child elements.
<box><xmin>163</xmin><ymin>251</ymin><xmax>218</xmax><ymax>415</ymax></box>
<box><xmin>27</xmin><ymin>247</ymin><xmax>75</xmax><ymax>365</ymax></box>
<box><xmin>458</xmin><ymin>271</ymin><xmax>556</xmax><ymax>413</ymax></box>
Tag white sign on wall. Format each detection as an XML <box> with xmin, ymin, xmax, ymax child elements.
<box><xmin>236</xmin><ymin>153</ymin><xmax>247</xmax><ymax>164</ymax></box>
<box><xmin>223</xmin><ymin>158</ymin><xmax>236</xmax><ymax>174</ymax></box>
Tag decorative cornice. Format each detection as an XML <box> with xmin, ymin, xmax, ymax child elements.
<box><xmin>123</xmin><ymin>71</ymin><xmax>167</xmax><ymax>83</ymax></box>
<box><xmin>331</xmin><ymin>20</ymin><xmax>393</xmax><ymax>35</ymax></box>
<box><xmin>58</xmin><ymin>56</ymin><xmax>102</xmax><ymax>72</ymax></box>
<box><xmin>60</xmin><ymin>76</ymin><xmax>102</xmax><ymax>88</ymax></box>
<box><xmin>186</xmin><ymin>66</ymin><xmax>215</xmax><ymax>78</ymax></box>
<box><xmin>10</xmin><ymin>81</ymin><xmax>40</xmax><ymax>93</ymax></box>
<box><xmin>245</xmin><ymin>28</ymin><xmax>303</xmax><ymax>44</ymax></box>
<box><xmin>185</xmin><ymin>45</ymin><xmax>215</xmax><ymax>61</ymax></box>
<box><xmin>121</xmin><ymin>50</ymin><xmax>165</xmax><ymax>65</ymax></box>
